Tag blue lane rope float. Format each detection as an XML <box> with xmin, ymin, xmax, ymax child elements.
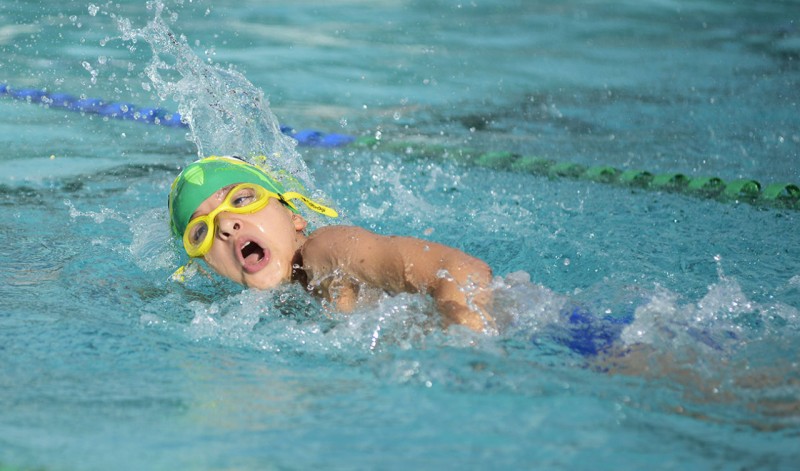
<box><xmin>2</xmin><ymin>84</ymin><xmax>798</xmax><ymax>210</ymax></box>
<box><xmin>1</xmin><ymin>83</ymin><xmax>185</xmax><ymax>128</ymax></box>
<box><xmin>278</xmin><ymin>125</ymin><xmax>355</xmax><ymax>148</ymax></box>
<box><xmin>0</xmin><ymin>84</ymin><xmax>354</xmax><ymax>147</ymax></box>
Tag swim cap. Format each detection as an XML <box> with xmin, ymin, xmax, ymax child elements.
<box><xmin>168</xmin><ymin>156</ymin><xmax>295</xmax><ymax>237</ymax></box>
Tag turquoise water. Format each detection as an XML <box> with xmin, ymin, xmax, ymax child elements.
<box><xmin>1</xmin><ymin>1</ymin><xmax>799</xmax><ymax>470</ymax></box>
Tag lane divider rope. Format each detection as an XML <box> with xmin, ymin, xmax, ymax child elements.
<box><xmin>0</xmin><ymin>84</ymin><xmax>354</xmax><ymax>147</ymax></box>
<box><xmin>3</xmin><ymin>84</ymin><xmax>797</xmax><ymax>210</ymax></box>
<box><xmin>353</xmin><ymin>137</ymin><xmax>800</xmax><ymax>210</ymax></box>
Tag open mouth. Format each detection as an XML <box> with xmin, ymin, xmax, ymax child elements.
<box><xmin>240</xmin><ymin>240</ymin><xmax>265</xmax><ymax>265</ymax></box>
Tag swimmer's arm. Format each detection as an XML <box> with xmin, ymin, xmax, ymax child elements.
<box><xmin>305</xmin><ymin>226</ymin><xmax>495</xmax><ymax>332</ymax></box>
<box><xmin>424</xmin><ymin>248</ymin><xmax>495</xmax><ymax>333</ymax></box>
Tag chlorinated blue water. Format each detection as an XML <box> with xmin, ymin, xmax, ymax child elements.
<box><xmin>1</xmin><ymin>1</ymin><xmax>799</xmax><ymax>470</ymax></box>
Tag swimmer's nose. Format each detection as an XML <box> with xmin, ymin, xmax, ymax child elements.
<box><xmin>216</xmin><ymin>215</ymin><xmax>241</xmax><ymax>240</ymax></box>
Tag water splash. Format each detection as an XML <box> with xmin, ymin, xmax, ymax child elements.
<box><xmin>104</xmin><ymin>1</ymin><xmax>314</xmax><ymax>192</ymax></box>
<box><xmin>620</xmin><ymin>261</ymin><xmax>799</xmax><ymax>358</ymax></box>
<box><xmin>128</xmin><ymin>207</ymin><xmax>178</xmax><ymax>271</ymax></box>
<box><xmin>65</xmin><ymin>199</ymin><xmax>128</xmax><ymax>224</ymax></box>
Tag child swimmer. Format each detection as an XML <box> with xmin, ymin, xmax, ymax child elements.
<box><xmin>168</xmin><ymin>156</ymin><xmax>495</xmax><ymax>332</ymax></box>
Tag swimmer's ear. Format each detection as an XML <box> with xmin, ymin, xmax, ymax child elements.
<box><xmin>292</xmin><ymin>213</ymin><xmax>308</xmax><ymax>232</ymax></box>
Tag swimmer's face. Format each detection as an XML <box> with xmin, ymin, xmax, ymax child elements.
<box><xmin>191</xmin><ymin>184</ymin><xmax>308</xmax><ymax>289</ymax></box>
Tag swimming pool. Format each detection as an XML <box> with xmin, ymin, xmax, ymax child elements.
<box><xmin>1</xmin><ymin>0</ymin><xmax>799</xmax><ymax>469</ymax></box>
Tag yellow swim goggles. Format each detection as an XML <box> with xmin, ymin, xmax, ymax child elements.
<box><xmin>182</xmin><ymin>183</ymin><xmax>337</xmax><ymax>258</ymax></box>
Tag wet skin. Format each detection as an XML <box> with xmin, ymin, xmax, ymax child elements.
<box><xmin>191</xmin><ymin>185</ymin><xmax>496</xmax><ymax>332</ymax></box>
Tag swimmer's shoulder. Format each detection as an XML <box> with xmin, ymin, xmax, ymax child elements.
<box><xmin>302</xmin><ymin>225</ymin><xmax>397</xmax><ymax>271</ymax></box>
<box><xmin>301</xmin><ymin>225</ymin><xmax>371</xmax><ymax>264</ymax></box>
<box><xmin>305</xmin><ymin>225</ymin><xmax>376</xmax><ymax>247</ymax></box>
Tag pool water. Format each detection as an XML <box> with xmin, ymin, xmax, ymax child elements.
<box><xmin>1</xmin><ymin>1</ymin><xmax>799</xmax><ymax>469</ymax></box>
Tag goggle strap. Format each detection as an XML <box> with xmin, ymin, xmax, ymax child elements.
<box><xmin>282</xmin><ymin>191</ymin><xmax>339</xmax><ymax>218</ymax></box>
<box><xmin>170</xmin><ymin>259</ymin><xmax>195</xmax><ymax>283</ymax></box>
<box><xmin>276</xmin><ymin>193</ymin><xmax>299</xmax><ymax>213</ymax></box>
<box><xmin>170</xmin><ymin>259</ymin><xmax>217</xmax><ymax>283</ymax></box>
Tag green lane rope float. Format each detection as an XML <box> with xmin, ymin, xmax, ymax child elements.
<box><xmin>353</xmin><ymin>137</ymin><xmax>800</xmax><ymax>211</ymax></box>
<box><xmin>3</xmin><ymin>84</ymin><xmax>798</xmax><ymax>210</ymax></box>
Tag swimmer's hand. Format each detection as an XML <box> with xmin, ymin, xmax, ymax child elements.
<box><xmin>301</xmin><ymin>226</ymin><xmax>495</xmax><ymax>333</ymax></box>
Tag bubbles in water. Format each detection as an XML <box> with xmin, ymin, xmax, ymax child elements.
<box><xmin>81</xmin><ymin>60</ymin><xmax>98</xmax><ymax>84</ymax></box>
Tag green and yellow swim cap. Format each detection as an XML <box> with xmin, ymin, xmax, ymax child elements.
<box><xmin>168</xmin><ymin>155</ymin><xmax>337</xmax><ymax>237</ymax></box>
